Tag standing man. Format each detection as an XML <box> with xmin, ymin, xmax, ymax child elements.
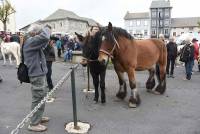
<box><xmin>166</xmin><ymin>36</ymin><xmax>177</xmax><ymax>78</ymax></box>
<box><xmin>56</xmin><ymin>38</ymin><xmax>62</xmax><ymax>58</ymax></box>
<box><xmin>43</xmin><ymin>39</ymin><xmax>56</xmax><ymax>102</ymax></box>
<box><xmin>180</xmin><ymin>37</ymin><xmax>194</xmax><ymax>80</ymax></box>
<box><xmin>23</xmin><ymin>24</ymin><xmax>51</xmax><ymax>132</ymax></box>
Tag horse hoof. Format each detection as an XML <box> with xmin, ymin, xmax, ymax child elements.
<box><xmin>129</xmin><ymin>102</ymin><xmax>137</xmax><ymax>108</ymax></box>
<box><xmin>116</xmin><ymin>92</ymin><xmax>126</xmax><ymax>100</ymax></box>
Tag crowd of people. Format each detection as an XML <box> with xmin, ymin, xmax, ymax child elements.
<box><xmin>160</xmin><ymin>34</ymin><xmax>200</xmax><ymax>81</ymax></box>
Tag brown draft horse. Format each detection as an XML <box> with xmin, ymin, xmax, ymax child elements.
<box><xmin>98</xmin><ymin>22</ymin><xmax>167</xmax><ymax>108</ymax></box>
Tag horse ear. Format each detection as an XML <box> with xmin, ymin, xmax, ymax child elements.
<box><xmin>75</xmin><ymin>32</ymin><xmax>84</xmax><ymax>42</ymax></box>
<box><xmin>108</xmin><ymin>22</ymin><xmax>112</xmax><ymax>32</ymax></box>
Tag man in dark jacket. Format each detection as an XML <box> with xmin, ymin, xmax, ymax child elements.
<box><xmin>180</xmin><ymin>38</ymin><xmax>195</xmax><ymax>80</ymax></box>
<box><xmin>43</xmin><ymin>39</ymin><xmax>56</xmax><ymax>102</ymax></box>
<box><xmin>24</xmin><ymin>24</ymin><xmax>51</xmax><ymax>132</ymax></box>
<box><xmin>166</xmin><ymin>37</ymin><xmax>177</xmax><ymax>78</ymax></box>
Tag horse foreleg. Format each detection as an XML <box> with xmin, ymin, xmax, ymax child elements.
<box><xmin>91</xmin><ymin>73</ymin><xmax>99</xmax><ymax>103</ymax></box>
<box><xmin>155</xmin><ymin>64</ymin><xmax>166</xmax><ymax>95</ymax></box>
<box><xmin>146</xmin><ymin>68</ymin><xmax>156</xmax><ymax>91</ymax></box>
<box><xmin>115</xmin><ymin>71</ymin><xmax>127</xmax><ymax>100</ymax></box>
<box><xmin>100</xmin><ymin>70</ymin><xmax>106</xmax><ymax>103</ymax></box>
<box><xmin>127</xmin><ymin>68</ymin><xmax>141</xmax><ymax>108</ymax></box>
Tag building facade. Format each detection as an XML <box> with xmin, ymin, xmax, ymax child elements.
<box><xmin>124</xmin><ymin>0</ymin><xmax>200</xmax><ymax>39</ymax></box>
<box><xmin>124</xmin><ymin>12</ymin><xmax>150</xmax><ymax>39</ymax></box>
<box><xmin>150</xmin><ymin>0</ymin><xmax>172</xmax><ymax>38</ymax></box>
<box><xmin>20</xmin><ymin>9</ymin><xmax>98</xmax><ymax>36</ymax></box>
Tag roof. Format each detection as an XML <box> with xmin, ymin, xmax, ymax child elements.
<box><xmin>43</xmin><ymin>9</ymin><xmax>80</xmax><ymax>21</ymax></box>
<box><xmin>124</xmin><ymin>12</ymin><xmax>149</xmax><ymax>20</ymax></box>
<box><xmin>43</xmin><ymin>9</ymin><xmax>98</xmax><ymax>26</ymax></box>
<box><xmin>150</xmin><ymin>0</ymin><xmax>171</xmax><ymax>8</ymax></box>
<box><xmin>171</xmin><ymin>17</ymin><xmax>200</xmax><ymax>28</ymax></box>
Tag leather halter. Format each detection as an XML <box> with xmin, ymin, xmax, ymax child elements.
<box><xmin>99</xmin><ymin>34</ymin><xmax>120</xmax><ymax>59</ymax></box>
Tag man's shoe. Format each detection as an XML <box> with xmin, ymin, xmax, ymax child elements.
<box><xmin>28</xmin><ymin>124</ymin><xmax>47</xmax><ymax>132</ymax></box>
<box><xmin>41</xmin><ymin>117</ymin><xmax>50</xmax><ymax>123</ymax></box>
<box><xmin>170</xmin><ymin>74</ymin><xmax>174</xmax><ymax>78</ymax></box>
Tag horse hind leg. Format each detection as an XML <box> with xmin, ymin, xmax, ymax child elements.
<box><xmin>116</xmin><ymin>71</ymin><xmax>127</xmax><ymax>100</ymax></box>
<box><xmin>8</xmin><ymin>54</ymin><xmax>13</xmax><ymax>65</ymax></box>
<box><xmin>2</xmin><ymin>53</ymin><xmax>6</xmax><ymax>65</ymax></box>
<box><xmin>146</xmin><ymin>68</ymin><xmax>156</xmax><ymax>92</ymax></box>
<box><xmin>154</xmin><ymin>64</ymin><xmax>166</xmax><ymax>95</ymax></box>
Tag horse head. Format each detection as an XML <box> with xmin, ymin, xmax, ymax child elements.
<box><xmin>98</xmin><ymin>22</ymin><xmax>117</xmax><ymax>65</ymax></box>
<box><xmin>75</xmin><ymin>27</ymin><xmax>101</xmax><ymax>65</ymax></box>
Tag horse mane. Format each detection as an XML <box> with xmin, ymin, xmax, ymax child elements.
<box><xmin>112</xmin><ymin>27</ymin><xmax>133</xmax><ymax>40</ymax></box>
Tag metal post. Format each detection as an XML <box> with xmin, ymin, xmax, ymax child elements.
<box><xmin>87</xmin><ymin>64</ymin><xmax>90</xmax><ymax>91</ymax></box>
<box><xmin>71</xmin><ymin>67</ymin><xmax>78</xmax><ymax>129</ymax></box>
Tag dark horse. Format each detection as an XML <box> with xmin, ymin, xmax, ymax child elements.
<box><xmin>75</xmin><ymin>27</ymin><xmax>107</xmax><ymax>103</ymax></box>
<box><xmin>97</xmin><ymin>22</ymin><xmax>167</xmax><ymax>108</ymax></box>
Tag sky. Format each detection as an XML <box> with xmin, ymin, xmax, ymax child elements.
<box><xmin>9</xmin><ymin>0</ymin><xmax>200</xmax><ymax>30</ymax></box>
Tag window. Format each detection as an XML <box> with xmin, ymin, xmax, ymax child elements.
<box><xmin>173</xmin><ymin>32</ymin><xmax>176</xmax><ymax>36</ymax></box>
<box><xmin>165</xmin><ymin>9</ymin><xmax>169</xmax><ymax>17</ymax></box>
<box><xmin>158</xmin><ymin>9</ymin><xmax>163</xmax><ymax>18</ymax></box>
<box><xmin>151</xmin><ymin>20</ymin><xmax>156</xmax><ymax>26</ymax></box>
<box><xmin>159</xmin><ymin>20</ymin><xmax>163</xmax><ymax>27</ymax></box>
<box><xmin>164</xmin><ymin>20</ymin><xmax>169</xmax><ymax>26</ymax></box>
<box><xmin>130</xmin><ymin>21</ymin><xmax>133</xmax><ymax>26</ymax></box>
<box><xmin>60</xmin><ymin>22</ymin><xmax>63</xmax><ymax>27</ymax></box>
<box><xmin>151</xmin><ymin>11</ymin><xmax>156</xmax><ymax>18</ymax></box>
<box><xmin>181</xmin><ymin>32</ymin><xmax>184</xmax><ymax>34</ymax></box>
<box><xmin>144</xmin><ymin>30</ymin><xmax>148</xmax><ymax>36</ymax></box>
<box><xmin>152</xmin><ymin>29</ymin><xmax>156</xmax><ymax>35</ymax></box>
<box><xmin>164</xmin><ymin>29</ymin><xmax>169</xmax><ymax>35</ymax></box>
<box><xmin>144</xmin><ymin>20</ymin><xmax>148</xmax><ymax>26</ymax></box>
<box><xmin>189</xmin><ymin>27</ymin><xmax>193</xmax><ymax>31</ymax></box>
<box><xmin>137</xmin><ymin>20</ymin><xmax>140</xmax><ymax>26</ymax></box>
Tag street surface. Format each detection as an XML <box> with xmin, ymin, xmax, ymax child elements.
<box><xmin>0</xmin><ymin>60</ymin><xmax>200</xmax><ymax>134</ymax></box>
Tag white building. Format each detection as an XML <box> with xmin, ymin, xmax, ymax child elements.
<box><xmin>171</xmin><ymin>17</ymin><xmax>200</xmax><ymax>36</ymax></box>
<box><xmin>124</xmin><ymin>12</ymin><xmax>150</xmax><ymax>39</ymax></box>
<box><xmin>124</xmin><ymin>0</ymin><xmax>200</xmax><ymax>39</ymax></box>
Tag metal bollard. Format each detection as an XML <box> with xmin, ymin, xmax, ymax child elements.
<box><xmin>70</xmin><ymin>66</ymin><xmax>78</xmax><ymax>129</ymax></box>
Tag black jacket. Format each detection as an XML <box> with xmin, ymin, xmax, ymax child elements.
<box><xmin>43</xmin><ymin>44</ymin><xmax>56</xmax><ymax>62</ymax></box>
<box><xmin>166</xmin><ymin>42</ymin><xmax>177</xmax><ymax>58</ymax></box>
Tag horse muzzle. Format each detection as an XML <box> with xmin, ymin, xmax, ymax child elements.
<box><xmin>98</xmin><ymin>53</ymin><xmax>109</xmax><ymax>66</ymax></box>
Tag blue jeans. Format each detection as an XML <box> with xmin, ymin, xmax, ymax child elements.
<box><xmin>64</xmin><ymin>50</ymin><xmax>72</xmax><ymax>61</ymax></box>
<box><xmin>185</xmin><ymin>60</ymin><xmax>193</xmax><ymax>80</ymax></box>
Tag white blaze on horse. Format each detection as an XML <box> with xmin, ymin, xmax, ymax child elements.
<box><xmin>0</xmin><ymin>40</ymin><xmax>21</xmax><ymax>67</ymax></box>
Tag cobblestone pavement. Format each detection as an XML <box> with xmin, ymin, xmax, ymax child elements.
<box><xmin>0</xmin><ymin>60</ymin><xmax>200</xmax><ymax>134</ymax></box>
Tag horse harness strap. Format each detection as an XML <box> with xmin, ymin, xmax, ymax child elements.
<box><xmin>99</xmin><ymin>35</ymin><xmax>120</xmax><ymax>59</ymax></box>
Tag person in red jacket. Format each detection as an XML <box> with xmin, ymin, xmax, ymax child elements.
<box><xmin>192</xmin><ymin>38</ymin><xmax>200</xmax><ymax>71</ymax></box>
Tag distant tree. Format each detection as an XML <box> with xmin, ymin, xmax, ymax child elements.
<box><xmin>0</xmin><ymin>0</ymin><xmax>15</xmax><ymax>31</ymax></box>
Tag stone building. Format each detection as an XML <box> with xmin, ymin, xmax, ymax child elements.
<box><xmin>20</xmin><ymin>9</ymin><xmax>98</xmax><ymax>35</ymax></box>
